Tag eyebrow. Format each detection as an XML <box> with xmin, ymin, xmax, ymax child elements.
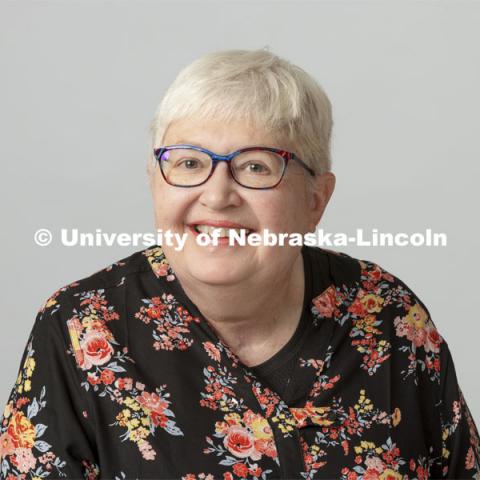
<box><xmin>167</xmin><ymin>141</ymin><xmax>274</xmax><ymax>151</ymax></box>
<box><xmin>169</xmin><ymin>140</ymin><xmax>204</xmax><ymax>147</ymax></box>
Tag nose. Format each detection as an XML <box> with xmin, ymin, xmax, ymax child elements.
<box><xmin>198</xmin><ymin>161</ymin><xmax>242</xmax><ymax>210</ymax></box>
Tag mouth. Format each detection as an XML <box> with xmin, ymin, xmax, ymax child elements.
<box><xmin>187</xmin><ymin>222</ymin><xmax>255</xmax><ymax>239</ymax></box>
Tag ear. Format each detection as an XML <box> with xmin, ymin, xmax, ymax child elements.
<box><xmin>307</xmin><ymin>171</ymin><xmax>336</xmax><ymax>232</ymax></box>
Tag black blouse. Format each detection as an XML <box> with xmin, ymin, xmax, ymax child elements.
<box><xmin>1</xmin><ymin>245</ymin><xmax>479</xmax><ymax>479</ymax></box>
<box><xmin>249</xmin><ymin>248</ymin><xmax>330</xmax><ymax>405</ymax></box>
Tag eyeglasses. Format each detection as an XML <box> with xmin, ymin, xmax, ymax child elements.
<box><xmin>153</xmin><ymin>144</ymin><xmax>315</xmax><ymax>190</ymax></box>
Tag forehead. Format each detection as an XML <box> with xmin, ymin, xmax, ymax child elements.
<box><xmin>162</xmin><ymin>117</ymin><xmax>293</xmax><ymax>154</ymax></box>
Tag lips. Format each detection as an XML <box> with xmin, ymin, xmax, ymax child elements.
<box><xmin>187</xmin><ymin>220</ymin><xmax>255</xmax><ymax>238</ymax></box>
<box><xmin>189</xmin><ymin>220</ymin><xmax>254</xmax><ymax>229</ymax></box>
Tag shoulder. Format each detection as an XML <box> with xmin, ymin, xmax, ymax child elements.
<box><xmin>26</xmin><ymin>246</ymin><xmax>173</xmax><ymax>370</ymax></box>
<box><xmin>309</xmin><ymin>247</ymin><xmax>444</xmax><ymax>379</ymax></box>
<box><xmin>36</xmin><ymin>245</ymin><xmax>168</xmax><ymax>321</ymax></box>
<box><xmin>308</xmin><ymin>246</ymin><xmax>433</xmax><ymax>318</ymax></box>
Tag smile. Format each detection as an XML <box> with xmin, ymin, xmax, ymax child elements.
<box><xmin>193</xmin><ymin>225</ymin><xmax>253</xmax><ymax>237</ymax></box>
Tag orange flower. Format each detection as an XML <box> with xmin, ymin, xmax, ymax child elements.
<box><xmin>223</xmin><ymin>426</ymin><xmax>255</xmax><ymax>459</ymax></box>
<box><xmin>100</xmin><ymin>369</ymin><xmax>115</xmax><ymax>385</ymax></box>
<box><xmin>232</xmin><ymin>462</ymin><xmax>249</xmax><ymax>478</ymax></box>
<box><xmin>0</xmin><ymin>432</ymin><xmax>15</xmax><ymax>458</ymax></box>
<box><xmin>312</xmin><ymin>286</ymin><xmax>337</xmax><ymax>318</ymax></box>
<box><xmin>6</xmin><ymin>412</ymin><xmax>36</xmax><ymax>449</ymax></box>
<box><xmin>79</xmin><ymin>331</ymin><xmax>114</xmax><ymax>370</ymax></box>
<box><xmin>392</xmin><ymin>408</ymin><xmax>402</xmax><ymax>427</ymax></box>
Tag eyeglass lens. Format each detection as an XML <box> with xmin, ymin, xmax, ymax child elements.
<box><xmin>159</xmin><ymin>148</ymin><xmax>285</xmax><ymax>188</ymax></box>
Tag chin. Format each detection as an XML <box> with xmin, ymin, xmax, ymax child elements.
<box><xmin>186</xmin><ymin>261</ymin><xmax>250</xmax><ymax>286</ymax></box>
<box><xmin>184</xmin><ymin>249</ymin><xmax>254</xmax><ymax>286</ymax></box>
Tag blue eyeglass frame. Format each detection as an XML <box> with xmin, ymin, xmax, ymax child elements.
<box><xmin>153</xmin><ymin>144</ymin><xmax>316</xmax><ymax>190</ymax></box>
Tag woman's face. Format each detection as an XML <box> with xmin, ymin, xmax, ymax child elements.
<box><xmin>149</xmin><ymin>117</ymin><xmax>335</xmax><ymax>287</ymax></box>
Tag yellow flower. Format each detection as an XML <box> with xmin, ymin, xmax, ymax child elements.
<box><xmin>127</xmin><ymin>418</ymin><xmax>140</xmax><ymax>429</ymax></box>
<box><xmin>405</xmin><ymin>304</ymin><xmax>427</xmax><ymax>330</ymax></box>
<box><xmin>45</xmin><ymin>297</ymin><xmax>57</xmax><ymax>309</ymax></box>
<box><xmin>224</xmin><ymin>413</ymin><xmax>241</xmax><ymax>425</ymax></box>
<box><xmin>24</xmin><ymin>380</ymin><xmax>32</xmax><ymax>392</ymax></box>
<box><xmin>130</xmin><ymin>427</ymin><xmax>149</xmax><ymax>441</ymax></box>
<box><xmin>82</xmin><ymin>316</ymin><xmax>98</xmax><ymax>330</ymax></box>
<box><xmin>443</xmin><ymin>447</ymin><xmax>450</xmax><ymax>459</ymax></box>
<box><xmin>273</xmin><ymin>415</ymin><xmax>295</xmax><ymax>434</ymax></box>
<box><xmin>278</xmin><ymin>423</ymin><xmax>294</xmax><ymax>434</ymax></box>
<box><xmin>354</xmin><ymin>446</ymin><xmax>363</xmax><ymax>454</ymax></box>
<box><xmin>358</xmin><ymin>315</ymin><xmax>378</xmax><ymax>333</ymax></box>
<box><xmin>379</xmin><ymin>469</ymin><xmax>402</xmax><ymax>480</ymax></box>
<box><xmin>250</xmin><ymin>417</ymin><xmax>272</xmax><ymax>440</ymax></box>
<box><xmin>3</xmin><ymin>401</ymin><xmax>13</xmax><ymax>419</ymax></box>
<box><xmin>23</xmin><ymin>356</ymin><xmax>35</xmax><ymax>377</ymax></box>
<box><xmin>124</xmin><ymin>397</ymin><xmax>141</xmax><ymax>411</ymax></box>
<box><xmin>360</xmin><ymin>294</ymin><xmax>384</xmax><ymax>313</ymax></box>
<box><xmin>360</xmin><ymin>440</ymin><xmax>376</xmax><ymax>450</ymax></box>
<box><xmin>355</xmin><ymin>390</ymin><xmax>374</xmax><ymax>413</ymax></box>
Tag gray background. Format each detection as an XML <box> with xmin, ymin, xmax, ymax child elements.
<box><xmin>1</xmin><ymin>0</ymin><xmax>479</xmax><ymax>423</ymax></box>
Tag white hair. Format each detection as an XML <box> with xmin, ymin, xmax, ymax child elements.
<box><xmin>147</xmin><ymin>48</ymin><xmax>333</xmax><ymax>176</ymax></box>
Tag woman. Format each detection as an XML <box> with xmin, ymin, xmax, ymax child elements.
<box><xmin>1</xmin><ymin>49</ymin><xmax>478</xmax><ymax>479</ymax></box>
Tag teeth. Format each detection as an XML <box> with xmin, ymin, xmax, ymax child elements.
<box><xmin>194</xmin><ymin>225</ymin><xmax>251</xmax><ymax>237</ymax></box>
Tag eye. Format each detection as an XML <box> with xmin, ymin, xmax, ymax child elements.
<box><xmin>177</xmin><ymin>158</ymin><xmax>200</xmax><ymax>169</ymax></box>
<box><xmin>236</xmin><ymin>159</ymin><xmax>273</xmax><ymax>175</ymax></box>
<box><xmin>234</xmin><ymin>150</ymin><xmax>281</xmax><ymax>176</ymax></box>
<box><xmin>247</xmin><ymin>163</ymin><xmax>269</xmax><ymax>173</ymax></box>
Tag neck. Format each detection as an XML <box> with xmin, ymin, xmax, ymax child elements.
<box><xmin>176</xmin><ymin>252</ymin><xmax>305</xmax><ymax>367</ymax></box>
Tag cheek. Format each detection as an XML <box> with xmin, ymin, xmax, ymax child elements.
<box><xmin>255</xmin><ymin>191</ymin><xmax>307</xmax><ymax>232</ymax></box>
<box><xmin>152</xmin><ymin>188</ymin><xmax>191</xmax><ymax>228</ymax></box>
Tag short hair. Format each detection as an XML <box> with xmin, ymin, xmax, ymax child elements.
<box><xmin>148</xmin><ymin>48</ymin><xmax>333</xmax><ymax>175</ymax></box>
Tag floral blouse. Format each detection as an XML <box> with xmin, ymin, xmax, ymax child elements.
<box><xmin>1</xmin><ymin>245</ymin><xmax>479</xmax><ymax>480</ymax></box>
